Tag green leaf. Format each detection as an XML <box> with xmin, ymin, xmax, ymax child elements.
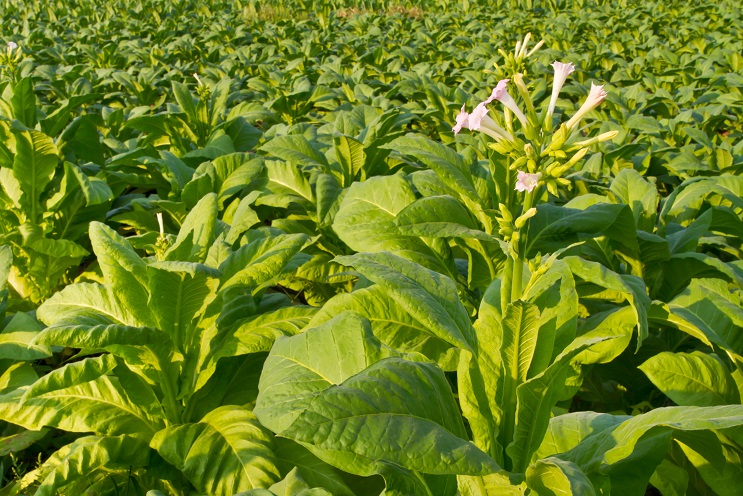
<box><xmin>261</xmin><ymin>135</ymin><xmax>328</xmax><ymax>167</ymax></box>
<box><xmin>0</xmin><ymin>312</ymin><xmax>51</xmax><ymax>360</ymax></box>
<box><xmin>0</xmin><ymin>428</ymin><xmax>47</xmax><ymax>457</ymax></box>
<box><xmin>12</xmin><ymin>129</ymin><xmax>58</xmax><ymax>222</ymax></box>
<box><xmin>675</xmin><ymin>429</ymin><xmax>743</xmax><ymax>496</ymax></box>
<box><xmin>10</xmin><ymin>77</ymin><xmax>37</xmax><ymax>127</ymax></box>
<box><xmin>21</xmin><ymin>354</ymin><xmax>117</xmax><ymax>403</ymax></box>
<box><xmin>151</xmin><ymin>405</ymin><xmax>281</xmax><ymax>495</ymax></box>
<box><xmin>668</xmin><ymin>278</ymin><xmax>743</xmax><ymax>359</ymax></box>
<box><xmin>273</xmin><ymin>438</ymin><xmax>356</xmax><ymax>496</ymax></box>
<box><xmin>34</xmin><ymin>324</ymin><xmax>178</xmax><ymax>387</ymax></box>
<box><xmin>31</xmin><ymin>435</ymin><xmax>150</xmax><ymax>496</ymax></box>
<box><xmin>333</xmin><ymin>174</ymin><xmax>451</xmax><ymax>275</ymax></box>
<box><xmin>334</xmin><ymin>135</ymin><xmax>366</xmax><ymax>184</ymax></box>
<box><xmin>563</xmin><ymin>256</ymin><xmax>650</xmax><ymax>348</ymax></box>
<box><xmin>220</xmin><ymin>233</ymin><xmax>308</xmax><ymax>290</ymax></box>
<box><xmin>164</xmin><ymin>193</ymin><xmax>218</xmax><ymax>263</ymax></box>
<box><xmin>609</xmin><ymin>168</ymin><xmax>658</xmax><ymax>231</ymax></box>
<box><xmin>395</xmin><ymin>196</ymin><xmax>490</xmax><ymax>240</ymax></box>
<box><xmin>88</xmin><ymin>222</ymin><xmax>155</xmax><ymax>326</ymax></box>
<box><xmin>0</xmin><ymin>374</ymin><xmax>162</xmax><ymax>438</ymax></box>
<box><xmin>525</xmin><ymin>458</ymin><xmax>596</xmax><ymax>496</ymax></box>
<box><xmin>147</xmin><ymin>262</ymin><xmax>219</xmax><ymax>352</ymax></box>
<box><xmin>458</xmin><ymin>280</ymin><xmax>504</xmax><ymax>463</ymax></box>
<box><xmin>507</xmin><ymin>336</ymin><xmax>613</xmax><ymax>473</ymax></box>
<box><xmin>522</xmin><ymin>259</ymin><xmax>578</xmax><ymax>375</ymax></box>
<box><xmin>335</xmin><ymin>252</ymin><xmax>475</xmax><ymax>352</ymax></box>
<box><xmin>283</xmin><ymin>357</ymin><xmax>499</xmax><ymax>476</ymax></box>
<box><xmin>172</xmin><ymin>81</ymin><xmax>198</xmax><ymax>124</ymax></box>
<box><xmin>197</xmin><ymin>306</ymin><xmax>316</xmax><ymax>391</ymax></box>
<box><xmin>640</xmin><ymin>351</ymin><xmax>740</xmax><ymax>406</ymax></box>
<box><xmin>562</xmin><ymin>405</ymin><xmax>743</xmax><ymax>496</ymax></box>
<box><xmin>385</xmin><ymin>134</ymin><xmax>481</xmax><ymax>206</ymax></box>
<box><xmin>525</xmin><ymin>203</ymin><xmax>638</xmax><ymax>258</ymax></box>
<box><xmin>534</xmin><ymin>412</ymin><xmax>629</xmax><ymax>462</ymax></box>
<box><xmin>310</xmin><ymin>284</ymin><xmax>458</xmax><ymax>370</ymax></box>
<box><xmin>37</xmin><ymin>282</ymin><xmax>141</xmax><ymax>327</ymax></box>
<box><xmin>255</xmin><ymin>312</ymin><xmax>399</xmax><ymax>433</ymax></box>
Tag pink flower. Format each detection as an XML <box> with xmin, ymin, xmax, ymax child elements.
<box><xmin>565</xmin><ymin>83</ymin><xmax>608</xmax><ymax>130</ymax></box>
<box><xmin>452</xmin><ymin>104</ymin><xmax>469</xmax><ymax>135</ymax></box>
<box><xmin>486</xmin><ymin>79</ymin><xmax>529</xmax><ymax>129</ymax></box>
<box><xmin>484</xmin><ymin>79</ymin><xmax>509</xmax><ymax>105</ymax></box>
<box><xmin>546</xmin><ymin>62</ymin><xmax>575</xmax><ymax>123</ymax></box>
<box><xmin>467</xmin><ymin>102</ymin><xmax>489</xmax><ymax>131</ymax></box>
<box><xmin>515</xmin><ymin>171</ymin><xmax>541</xmax><ymax>192</ymax></box>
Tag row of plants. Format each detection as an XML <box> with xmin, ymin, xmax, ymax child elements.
<box><xmin>1</xmin><ymin>0</ymin><xmax>742</xmax><ymax>494</ymax></box>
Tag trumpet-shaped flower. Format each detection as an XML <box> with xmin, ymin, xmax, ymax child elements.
<box><xmin>546</xmin><ymin>62</ymin><xmax>575</xmax><ymax>124</ymax></box>
<box><xmin>515</xmin><ymin>171</ymin><xmax>541</xmax><ymax>192</ymax></box>
<box><xmin>468</xmin><ymin>103</ymin><xmax>513</xmax><ymax>142</ymax></box>
<box><xmin>486</xmin><ymin>79</ymin><xmax>529</xmax><ymax>129</ymax></box>
<box><xmin>7</xmin><ymin>41</ymin><xmax>17</xmax><ymax>50</ymax></box>
<box><xmin>565</xmin><ymin>83</ymin><xmax>608</xmax><ymax>130</ymax></box>
<box><xmin>452</xmin><ymin>104</ymin><xmax>469</xmax><ymax>135</ymax></box>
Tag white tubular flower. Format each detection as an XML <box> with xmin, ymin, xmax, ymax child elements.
<box><xmin>193</xmin><ymin>73</ymin><xmax>202</xmax><ymax>86</ymax></box>
<box><xmin>469</xmin><ymin>103</ymin><xmax>513</xmax><ymax>142</ymax></box>
<box><xmin>565</xmin><ymin>83</ymin><xmax>608</xmax><ymax>131</ymax></box>
<box><xmin>452</xmin><ymin>104</ymin><xmax>469</xmax><ymax>135</ymax></box>
<box><xmin>487</xmin><ymin>79</ymin><xmax>529</xmax><ymax>129</ymax></box>
<box><xmin>7</xmin><ymin>41</ymin><xmax>17</xmax><ymax>51</ymax></box>
<box><xmin>546</xmin><ymin>62</ymin><xmax>575</xmax><ymax>123</ymax></box>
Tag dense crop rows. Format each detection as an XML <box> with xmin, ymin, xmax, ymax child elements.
<box><xmin>1</xmin><ymin>0</ymin><xmax>743</xmax><ymax>494</ymax></box>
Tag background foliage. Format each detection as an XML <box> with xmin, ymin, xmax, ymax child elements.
<box><xmin>1</xmin><ymin>0</ymin><xmax>742</xmax><ymax>494</ymax></box>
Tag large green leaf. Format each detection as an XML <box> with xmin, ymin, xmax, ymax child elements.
<box><xmin>25</xmin><ymin>435</ymin><xmax>149</xmax><ymax>496</ymax></box>
<box><xmin>282</xmin><ymin>357</ymin><xmax>499</xmax><ymax>477</ymax></box>
<box><xmin>640</xmin><ymin>351</ymin><xmax>740</xmax><ymax>406</ymax></box>
<box><xmin>525</xmin><ymin>203</ymin><xmax>638</xmax><ymax>258</ymax></box>
<box><xmin>33</xmin><ymin>324</ymin><xmax>178</xmax><ymax>388</ymax></box>
<box><xmin>0</xmin><ymin>311</ymin><xmax>50</xmax><ymax>360</ymax></box>
<box><xmin>534</xmin><ymin>412</ymin><xmax>630</xmax><ymax>462</ymax></box>
<box><xmin>561</xmin><ymin>405</ymin><xmax>743</xmax><ymax>495</ymax></box>
<box><xmin>0</xmin><ymin>374</ymin><xmax>162</xmax><ymax>438</ymax></box>
<box><xmin>197</xmin><ymin>306</ymin><xmax>316</xmax><ymax>391</ymax></box>
<box><xmin>563</xmin><ymin>256</ymin><xmax>650</xmax><ymax>347</ymax></box>
<box><xmin>151</xmin><ymin>406</ymin><xmax>281</xmax><ymax>495</ymax></box>
<box><xmin>254</xmin><ymin>312</ymin><xmax>398</xmax><ymax>433</ymax></box>
<box><xmin>332</xmin><ymin>174</ymin><xmax>452</xmax><ymax>275</ymax></box>
<box><xmin>261</xmin><ymin>135</ymin><xmax>328</xmax><ymax>167</ymax></box>
<box><xmin>310</xmin><ymin>284</ymin><xmax>459</xmax><ymax>370</ymax></box>
<box><xmin>335</xmin><ymin>252</ymin><xmax>475</xmax><ymax>352</ymax></box>
<box><xmin>525</xmin><ymin>458</ymin><xmax>596</xmax><ymax>496</ymax></box>
<box><xmin>458</xmin><ymin>280</ymin><xmax>504</xmax><ymax>464</ymax></box>
<box><xmin>37</xmin><ymin>283</ymin><xmax>141</xmax><ymax>327</ymax></box>
<box><xmin>668</xmin><ymin>278</ymin><xmax>743</xmax><ymax>361</ymax></box>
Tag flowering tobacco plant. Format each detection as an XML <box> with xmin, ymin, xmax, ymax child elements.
<box><xmin>453</xmin><ymin>34</ymin><xmax>617</xmax><ymax>307</ymax></box>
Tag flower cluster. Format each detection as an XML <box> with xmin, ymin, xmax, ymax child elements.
<box><xmin>452</xmin><ymin>39</ymin><xmax>614</xmax><ymax>197</ymax></box>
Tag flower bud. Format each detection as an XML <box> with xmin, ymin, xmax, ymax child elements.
<box><xmin>514</xmin><ymin>207</ymin><xmax>537</xmax><ymax>229</ymax></box>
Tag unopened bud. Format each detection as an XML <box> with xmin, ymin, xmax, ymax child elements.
<box><xmin>514</xmin><ymin>207</ymin><xmax>537</xmax><ymax>229</ymax></box>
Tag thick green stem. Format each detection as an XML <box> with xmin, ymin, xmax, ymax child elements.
<box><xmin>511</xmin><ymin>256</ymin><xmax>523</xmax><ymax>302</ymax></box>
<box><xmin>501</xmin><ymin>256</ymin><xmax>513</xmax><ymax>313</ymax></box>
<box><xmin>509</xmin><ymin>190</ymin><xmax>535</xmax><ymax>303</ymax></box>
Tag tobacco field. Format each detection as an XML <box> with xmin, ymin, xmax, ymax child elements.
<box><xmin>1</xmin><ymin>0</ymin><xmax>743</xmax><ymax>494</ymax></box>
